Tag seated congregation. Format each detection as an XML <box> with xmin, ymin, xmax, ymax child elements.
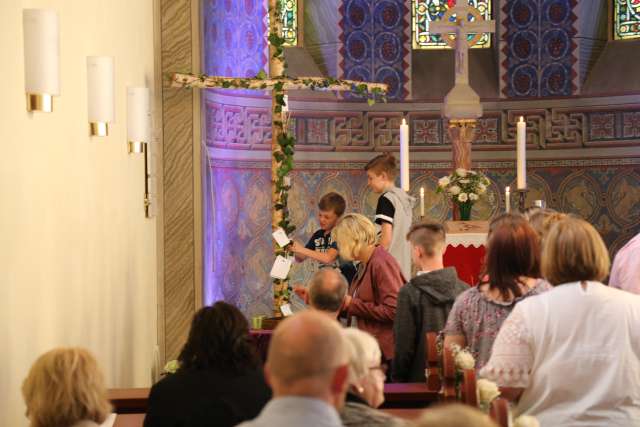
<box><xmin>20</xmin><ymin>211</ymin><xmax>640</xmax><ymax>427</ymax></box>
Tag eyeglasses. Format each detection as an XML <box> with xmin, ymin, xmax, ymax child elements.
<box><xmin>369</xmin><ymin>363</ymin><xmax>388</xmax><ymax>375</ymax></box>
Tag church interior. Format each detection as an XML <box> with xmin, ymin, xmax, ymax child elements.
<box><xmin>3</xmin><ymin>0</ymin><xmax>640</xmax><ymax>426</ymax></box>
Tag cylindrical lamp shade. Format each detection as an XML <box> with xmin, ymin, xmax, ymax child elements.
<box><xmin>87</xmin><ymin>56</ymin><xmax>114</xmax><ymax>137</ymax></box>
<box><xmin>127</xmin><ymin>87</ymin><xmax>151</xmax><ymax>153</ymax></box>
<box><xmin>23</xmin><ymin>9</ymin><xmax>60</xmax><ymax>112</ymax></box>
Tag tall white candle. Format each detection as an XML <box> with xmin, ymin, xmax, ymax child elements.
<box><xmin>400</xmin><ymin>118</ymin><xmax>410</xmax><ymax>191</ymax></box>
<box><xmin>516</xmin><ymin>116</ymin><xmax>527</xmax><ymax>189</ymax></box>
<box><xmin>23</xmin><ymin>9</ymin><xmax>60</xmax><ymax>111</ymax></box>
<box><xmin>420</xmin><ymin>187</ymin><xmax>425</xmax><ymax>217</ymax></box>
<box><xmin>87</xmin><ymin>56</ymin><xmax>115</xmax><ymax>127</ymax></box>
<box><xmin>505</xmin><ymin>186</ymin><xmax>511</xmax><ymax>213</ymax></box>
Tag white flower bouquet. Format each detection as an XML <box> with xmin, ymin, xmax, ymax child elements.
<box><xmin>436</xmin><ymin>168</ymin><xmax>490</xmax><ymax>220</ymax></box>
<box><xmin>476</xmin><ymin>378</ymin><xmax>501</xmax><ymax>412</ymax></box>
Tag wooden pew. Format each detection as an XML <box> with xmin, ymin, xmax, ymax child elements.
<box><xmin>489</xmin><ymin>398</ymin><xmax>510</xmax><ymax>427</ymax></box>
<box><xmin>460</xmin><ymin>369</ymin><xmax>478</xmax><ymax>407</ymax></box>
<box><xmin>108</xmin><ymin>388</ymin><xmax>149</xmax><ymax>414</ymax></box>
<box><xmin>441</xmin><ymin>344</ymin><xmax>457</xmax><ymax>402</ymax></box>
<box><xmin>425</xmin><ymin>332</ymin><xmax>442</xmax><ymax>391</ymax></box>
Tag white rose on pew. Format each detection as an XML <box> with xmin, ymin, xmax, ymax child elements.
<box><xmin>458</xmin><ymin>193</ymin><xmax>469</xmax><ymax>203</ymax></box>
<box><xmin>438</xmin><ymin>176</ymin><xmax>450</xmax><ymax>187</ymax></box>
<box><xmin>514</xmin><ymin>415</ymin><xmax>540</xmax><ymax>427</ymax></box>
<box><xmin>476</xmin><ymin>379</ymin><xmax>501</xmax><ymax>407</ymax></box>
<box><xmin>454</xmin><ymin>349</ymin><xmax>475</xmax><ymax>370</ymax></box>
<box><xmin>449</xmin><ymin>185</ymin><xmax>461</xmax><ymax>195</ymax></box>
<box><xmin>163</xmin><ymin>359</ymin><xmax>180</xmax><ymax>375</ymax></box>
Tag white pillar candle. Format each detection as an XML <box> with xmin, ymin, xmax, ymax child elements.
<box><xmin>516</xmin><ymin>116</ymin><xmax>527</xmax><ymax>189</ymax></box>
<box><xmin>420</xmin><ymin>187</ymin><xmax>425</xmax><ymax>217</ymax></box>
<box><xmin>400</xmin><ymin>118</ymin><xmax>410</xmax><ymax>192</ymax></box>
<box><xmin>87</xmin><ymin>56</ymin><xmax>114</xmax><ymax>136</ymax></box>
<box><xmin>127</xmin><ymin>87</ymin><xmax>151</xmax><ymax>152</ymax></box>
<box><xmin>23</xmin><ymin>9</ymin><xmax>60</xmax><ymax>112</ymax></box>
<box><xmin>505</xmin><ymin>186</ymin><xmax>511</xmax><ymax>213</ymax></box>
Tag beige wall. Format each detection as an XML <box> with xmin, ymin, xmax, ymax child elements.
<box><xmin>0</xmin><ymin>1</ymin><xmax>158</xmax><ymax>426</ymax></box>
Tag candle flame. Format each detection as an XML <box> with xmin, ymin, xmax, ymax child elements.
<box><xmin>506</xmin><ymin>186</ymin><xmax>510</xmax><ymax>192</ymax></box>
<box><xmin>518</xmin><ymin>116</ymin><xmax>524</xmax><ymax>123</ymax></box>
<box><xmin>420</xmin><ymin>187</ymin><xmax>424</xmax><ymax>195</ymax></box>
<box><xmin>401</xmin><ymin>118</ymin><xmax>407</xmax><ymax>125</ymax></box>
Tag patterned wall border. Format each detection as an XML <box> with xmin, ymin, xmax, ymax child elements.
<box><xmin>204</xmin><ymin>99</ymin><xmax>640</xmax><ymax>151</ymax></box>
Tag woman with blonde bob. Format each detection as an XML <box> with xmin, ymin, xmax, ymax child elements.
<box><xmin>481</xmin><ymin>217</ymin><xmax>640</xmax><ymax>427</ymax></box>
<box><xmin>340</xmin><ymin>329</ymin><xmax>405</xmax><ymax>427</ymax></box>
<box><xmin>332</xmin><ymin>213</ymin><xmax>405</xmax><ymax>363</ymax></box>
<box><xmin>22</xmin><ymin>347</ymin><xmax>112</xmax><ymax>427</ymax></box>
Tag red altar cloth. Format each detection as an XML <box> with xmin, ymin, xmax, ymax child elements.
<box><xmin>443</xmin><ymin>244</ymin><xmax>486</xmax><ymax>286</ymax></box>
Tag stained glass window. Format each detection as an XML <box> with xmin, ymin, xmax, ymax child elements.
<box><xmin>280</xmin><ymin>0</ymin><xmax>298</xmax><ymax>46</ymax></box>
<box><xmin>614</xmin><ymin>0</ymin><xmax>640</xmax><ymax>40</ymax></box>
<box><xmin>413</xmin><ymin>0</ymin><xmax>492</xmax><ymax>49</ymax></box>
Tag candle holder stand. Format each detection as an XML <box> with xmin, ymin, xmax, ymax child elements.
<box><xmin>515</xmin><ymin>189</ymin><xmax>528</xmax><ymax>213</ymax></box>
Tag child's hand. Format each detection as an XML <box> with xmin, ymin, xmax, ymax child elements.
<box><xmin>290</xmin><ymin>241</ymin><xmax>303</xmax><ymax>254</ymax></box>
<box><xmin>293</xmin><ymin>285</ymin><xmax>309</xmax><ymax>304</ymax></box>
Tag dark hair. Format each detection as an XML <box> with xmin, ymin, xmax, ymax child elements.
<box><xmin>318</xmin><ymin>192</ymin><xmax>346</xmax><ymax>216</ymax></box>
<box><xmin>364</xmin><ymin>154</ymin><xmax>397</xmax><ymax>179</ymax></box>
<box><xmin>178</xmin><ymin>302</ymin><xmax>259</xmax><ymax>373</ymax></box>
<box><xmin>484</xmin><ymin>215</ymin><xmax>541</xmax><ymax>300</ymax></box>
<box><xmin>406</xmin><ymin>222</ymin><xmax>446</xmax><ymax>257</ymax></box>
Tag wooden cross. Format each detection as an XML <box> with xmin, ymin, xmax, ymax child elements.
<box><xmin>171</xmin><ymin>0</ymin><xmax>387</xmax><ymax>316</ymax></box>
<box><xmin>430</xmin><ymin>5</ymin><xmax>496</xmax><ymax>87</ymax></box>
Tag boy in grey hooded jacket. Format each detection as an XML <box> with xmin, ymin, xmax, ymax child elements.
<box><xmin>392</xmin><ymin>223</ymin><xmax>468</xmax><ymax>382</ymax></box>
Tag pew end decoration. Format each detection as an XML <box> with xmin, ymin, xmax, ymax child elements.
<box><xmin>436</xmin><ymin>168</ymin><xmax>490</xmax><ymax>221</ymax></box>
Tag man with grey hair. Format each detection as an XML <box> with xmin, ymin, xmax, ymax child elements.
<box><xmin>309</xmin><ymin>268</ymin><xmax>348</xmax><ymax>318</ymax></box>
<box><xmin>237</xmin><ymin>310</ymin><xmax>350</xmax><ymax>427</ymax></box>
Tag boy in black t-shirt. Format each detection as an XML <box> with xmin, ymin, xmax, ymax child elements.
<box><xmin>290</xmin><ymin>192</ymin><xmax>356</xmax><ymax>294</ymax></box>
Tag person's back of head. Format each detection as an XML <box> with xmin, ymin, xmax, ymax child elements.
<box><xmin>318</xmin><ymin>192</ymin><xmax>346</xmax><ymax>217</ymax></box>
<box><xmin>332</xmin><ymin>213</ymin><xmax>377</xmax><ymax>261</ymax></box>
<box><xmin>309</xmin><ymin>268</ymin><xmax>347</xmax><ymax>316</ymax></box>
<box><xmin>178</xmin><ymin>301</ymin><xmax>259</xmax><ymax>373</ymax></box>
<box><xmin>415</xmin><ymin>404</ymin><xmax>498</xmax><ymax>427</ymax></box>
<box><xmin>22</xmin><ymin>347</ymin><xmax>111</xmax><ymax>427</ymax></box>
<box><xmin>542</xmin><ymin>217</ymin><xmax>610</xmax><ymax>286</ymax></box>
<box><xmin>265</xmin><ymin>310</ymin><xmax>350</xmax><ymax>407</ymax></box>
<box><xmin>485</xmin><ymin>215</ymin><xmax>541</xmax><ymax>299</ymax></box>
<box><xmin>406</xmin><ymin>222</ymin><xmax>446</xmax><ymax>260</ymax></box>
<box><xmin>342</xmin><ymin>329</ymin><xmax>385</xmax><ymax>408</ymax></box>
<box><xmin>527</xmin><ymin>208</ymin><xmax>567</xmax><ymax>242</ymax></box>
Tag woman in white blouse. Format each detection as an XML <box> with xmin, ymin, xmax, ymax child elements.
<box><xmin>480</xmin><ymin>217</ymin><xmax>640</xmax><ymax>427</ymax></box>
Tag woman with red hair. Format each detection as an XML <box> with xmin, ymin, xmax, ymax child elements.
<box><xmin>443</xmin><ymin>214</ymin><xmax>550</xmax><ymax>369</ymax></box>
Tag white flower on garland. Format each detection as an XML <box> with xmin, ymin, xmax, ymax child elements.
<box><xmin>514</xmin><ymin>415</ymin><xmax>541</xmax><ymax>427</ymax></box>
<box><xmin>458</xmin><ymin>193</ymin><xmax>469</xmax><ymax>203</ymax></box>
<box><xmin>163</xmin><ymin>359</ymin><xmax>180</xmax><ymax>374</ymax></box>
<box><xmin>469</xmin><ymin>193</ymin><xmax>479</xmax><ymax>201</ymax></box>
<box><xmin>477</xmin><ymin>183</ymin><xmax>487</xmax><ymax>194</ymax></box>
<box><xmin>476</xmin><ymin>379</ymin><xmax>501</xmax><ymax>411</ymax></box>
<box><xmin>449</xmin><ymin>185</ymin><xmax>461</xmax><ymax>195</ymax></box>
<box><xmin>456</xmin><ymin>168</ymin><xmax>467</xmax><ymax>177</ymax></box>
<box><xmin>438</xmin><ymin>176</ymin><xmax>450</xmax><ymax>187</ymax></box>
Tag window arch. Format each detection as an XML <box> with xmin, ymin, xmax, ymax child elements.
<box><xmin>614</xmin><ymin>0</ymin><xmax>640</xmax><ymax>40</ymax></box>
<box><xmin>412</xmin><ymin>0</ymin><xmax>492</xmax><ymax>49</ymax></box>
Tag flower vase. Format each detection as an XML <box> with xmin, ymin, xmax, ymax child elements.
<box><xmin>458</xmin><ymin>202</ymin><xmax>473</xmax><ymax>221</ymax></box>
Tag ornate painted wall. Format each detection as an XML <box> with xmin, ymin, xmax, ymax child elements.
<box><xmin>500</xmin><ymin>0</ymin><xmax>579</xmax><ymax>97</ymax></box>
<box><xmin>338</xmin><ymin>0</ymin><xmax>411</xmax><ymax>100</ymax></box>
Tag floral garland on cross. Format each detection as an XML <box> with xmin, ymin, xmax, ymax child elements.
<box><xmin>171</xmin><ymin>0</ymin><xmax>388</xmax><ymax>315</ymax></box>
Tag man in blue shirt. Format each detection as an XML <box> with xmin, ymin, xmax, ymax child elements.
<box><xmin>237</xmin><ymin>311</ymin><xmax>350</xmax><ymax>427</ymax></box>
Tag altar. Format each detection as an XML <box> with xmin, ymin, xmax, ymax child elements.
<box><xmin>442</xmin><ymin>221</ymin><xmax>488</xmax><ymax>286</ymax></box>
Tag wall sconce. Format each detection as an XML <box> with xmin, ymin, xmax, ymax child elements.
<box><xmin>87</xmin><ymin>56</ymin><xmax>114</xmax><ymax>137</ymax></box>
<box><xmin>23</xmin><ymin>9</ymin><xmax>60</xmax><ymax>113</ymax></box>
<box><xmin>127</xmin><ymin>87</ymin><xmax>154</xmax><ymax>217</ymax></box>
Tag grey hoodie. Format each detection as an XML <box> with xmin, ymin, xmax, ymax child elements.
<box><xmin>392</xmin><ymin>267</ymin><xmax>468</xmax><ymax>382</ymax></box>
<box><xmin>380</xmin><ymin>186</ymin><xmax>416</xmax><ymax>279</ymax></box>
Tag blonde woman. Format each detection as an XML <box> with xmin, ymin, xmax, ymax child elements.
<box><xmin>22</xmin><ymin>347</ymin><xmax>112</xmax><ymax>427</ymax></box>
<box><xmin>332</xmin><ymin>213</ymin><xmax>405</xmax><ymax>363</ymax></box>
<box><xmin>481</xmin><ymin>218</ymin><xmax>640</xmax><ymax>426</ymax></box>
<box><xmin>340</xmin><ymin>329</ymin><xmax>405</xmax><ymax>427</ymax></box>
